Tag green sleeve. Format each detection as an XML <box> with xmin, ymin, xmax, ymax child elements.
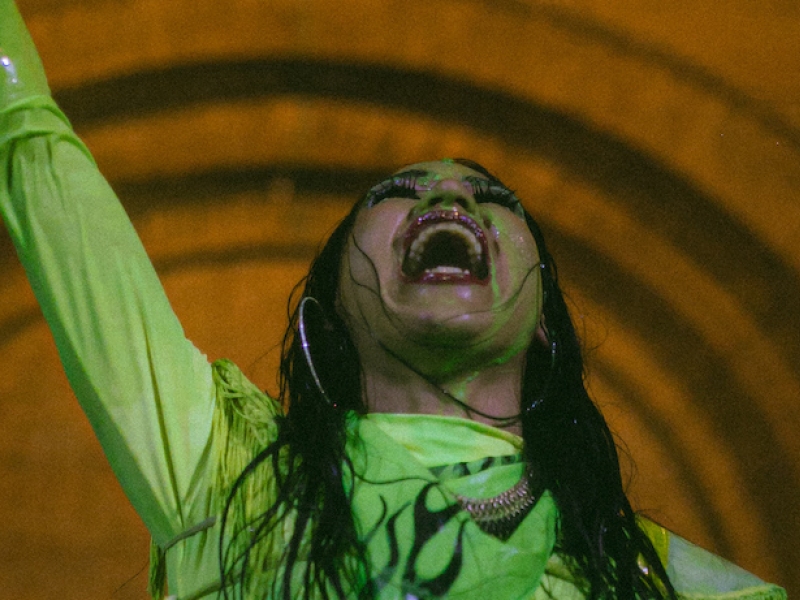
<box><xmin>639</xmin><ymin>517</ymin><xmax>786</xmax><ymax>600</ymax></box>
<box><xmin>1</xmin><ymin>0</ymin><xmax>216</xmax><ymax>546</ymax></box>
<box><xmin>667</xmin><ymin>534</ymin><xmax>786</xmax><ymax>600</ymax></box>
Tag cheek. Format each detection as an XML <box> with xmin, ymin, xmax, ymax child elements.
<box><xmin>337</xmin><ymin>234</ymin><xmax>388</xmax><ymax>319</ymax></box>
<box><xmin>502</xmin><ymin>217</ymin><xmax>539</xmax><ymax>263</ymax></box>
<box><xmin>491</xmin><ymin>217</ymin><xmax>540</xmax><ymax>277</ymax></box>
<box><xmin>513</xmin><ymin>236</ymin><xmax>540</xmax><ymax>271</ymax></box>
<box><xmin>337</xmin><ymin>247</ymin><xmax>378</xmax><ymax>334</ymax></box>
<box><xmin>336</xmin><ymin>251</ymin><xmax>357</xmax><ymax>322</ymax></box>
<box><xmin>349</xmin><ymin>204</ymin><xmax>410</xmax><ymax>273</ymax></box>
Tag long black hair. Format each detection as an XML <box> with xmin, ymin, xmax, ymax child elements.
<box><xmin>220</xmin><ymin>160</ymin><xmax>676</xmax><ymax>599</ymax></box>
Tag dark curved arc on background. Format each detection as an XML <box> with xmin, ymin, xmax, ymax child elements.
<box><xmin>0</xmin><ymin>308</ymin><xmax>43</xmax><ymax>350</ymax></box>
<box><xmin>548</xmin><ymin>228</ymin><xmax>797</xmax><ymax>585</ymax></box>
<box><xmin>154</xmin><ymin>241</ymin><xmax>318</xmax><ymax>275</ymax></box>
<box><xmin>115</xmin><ymin>165</ymin><xmax>389</xmax><ymax>217</ymax></box>
<box><xmin>0</xmin><ymin>241</ymin><xmax>319</xmax><ymax>349</ymax></box>
<box><xmin>50</xmin><ymin>58</ymin><xmax>800</xmax><ymax>370</ymax></box>
<box><xmin>589</xmin><ymin>359</ymin><xmax>731</xmax><ymax>557</ymax></box>
<box><xmin>22</xmin><ymin>0</ymin><xmax>800</xmax><ymax>150</ymax></box>
<box><xmin>482</xmin><ymin>0</ymin><xmax>800</xmax><ymax>150</ymax></box>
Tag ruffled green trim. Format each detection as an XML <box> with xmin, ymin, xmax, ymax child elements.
<box><xmin>211</xmin><ymin>359</ymin><xmax>287</xmax><ymax>592</ymax></box>
<box><xmin>148</xmin><ymin>359</ymin><xmax>284</xmax><ymax>599</ymax></box>
<box><xmin>210</xmin><ymin>358</ymin><xmax>282</xmax><ymax>509</ymax></box>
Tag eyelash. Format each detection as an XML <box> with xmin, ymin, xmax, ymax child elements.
<box><xmin>364</xmin><ymin>177</ymin><xmax>420</xmax><ymax>207</ymax></box>
<box><xmin>467</xmin><ymin>178</ymin><xmax>522</xmax><ymax>212</ymax></box>
<box><xmin>364</xmin><ymin>175</ymin><xmax>522</xmax><ymax>214</ymax></box>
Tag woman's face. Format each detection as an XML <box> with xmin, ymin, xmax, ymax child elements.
<box><xmin>337</xmin><ymin>160</ymin><xmax>544</xmax><ymax>379</ymax></box>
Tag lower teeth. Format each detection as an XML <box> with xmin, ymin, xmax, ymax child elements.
<box><xmin>426</xmin><ymin>266</ymin><xmax>468</xmax><ymax>275</ymax></box>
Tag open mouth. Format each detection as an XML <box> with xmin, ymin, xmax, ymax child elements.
<box><xmin>401</xmin><ymin>211</ymin><xmax>490</xmax><ymax>283</ymax></box>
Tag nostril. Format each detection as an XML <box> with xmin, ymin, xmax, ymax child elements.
<box><xmin>452</xmin><ymin>196</ymin><xmax>478</xmax><ymax>214</ymax></box>
<box><xmin>422</xmin><ymin>195</ymin><xmax>450</xmax><ymax>209</ymax></box>
<box><xmin>454</xmin><ymin>199</ymin><xmax>470</xmax><ymax>212</ymax></box>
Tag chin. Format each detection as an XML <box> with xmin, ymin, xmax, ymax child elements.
<box><xmin>381</xmin><ymin>284</ymin><xmax>497</xmax><ymax>339</ymax></box>
<box><xmin>389</xmin><ymin>278</ymin><xmax>495</xmax><ymax>311</ymax></box>
<box><xmin>398</xmin><ymin>309</ymin><xmax>496</xmax><ymax>347</ymax></box>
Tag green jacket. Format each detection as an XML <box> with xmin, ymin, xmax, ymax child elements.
<box><xmin>0</xmin><ymin>2</ymin><xmax>786</xmax><ymax>598</ymax></box>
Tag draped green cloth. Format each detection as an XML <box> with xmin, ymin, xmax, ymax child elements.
<box><xmin>346</xmin><ymin>413</ymin><xmax>558</xmax><ymax>598</ymax></box>
<box><xmin>207</xmin><ymin>360</ymin><xmax>567</xmax><ymax>599</ymax></box>
<box><xmin>0</xmin><ymin>2</ymin><xmax>787</xmax><ymax>598</ymax></box>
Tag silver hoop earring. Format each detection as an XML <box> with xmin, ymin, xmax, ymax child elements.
<box><xmin>298</xmin><ymin>296</ymin><xmax>337</xmax><ymax>408</ymax></box>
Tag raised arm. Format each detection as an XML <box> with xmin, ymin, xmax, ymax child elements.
<box><xmin>0</xmin><ymin>0</ymin><xmax>215</xmax><ymax>545</ymax></box>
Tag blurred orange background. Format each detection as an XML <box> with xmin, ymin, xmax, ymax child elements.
<box><xmin>1</xmin><ymin>0</ymin><xmax>799</xmax><ymax>597</ymax></box>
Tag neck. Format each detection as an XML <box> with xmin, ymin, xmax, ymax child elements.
<box><xmin>360</xmin><ymin>348</ymin><xmax>527</xmax><ymax>435</ymax></box>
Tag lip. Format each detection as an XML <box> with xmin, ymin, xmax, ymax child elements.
<box><xmin>400</xmin><ymin>210</ymin><xmax>490</xmax><ymax>284</ymax></box>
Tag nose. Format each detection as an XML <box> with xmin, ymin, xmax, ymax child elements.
<box><xmin>415</xmin><ymin>178</ymin><xmax>479</xmax><ymax>215</ymax></box>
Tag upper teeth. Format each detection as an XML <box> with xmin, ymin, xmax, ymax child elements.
<box><xmin>406</xmin><ymin>222</ymin><xmax>483</xmax><ymax>266</ymax></box>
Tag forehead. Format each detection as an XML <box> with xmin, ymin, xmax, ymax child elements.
<box><xmin>392</xmin><ymin>161</ymin><xmax>487</xmax><ymax>183</ymax></box>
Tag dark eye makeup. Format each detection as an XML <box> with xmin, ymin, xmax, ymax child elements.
<box><xmin>364</xmin><ymin>170</ymin><xmax>425</xmax><ymax>207</ymax></box>
<box><xmin>364</xmin><ymin>170</ymin><xmax>524</xmax><ymax>217</ymax></box>
<box><xmin>465</xmin><ymin>176</ymin><xmax>524</xmax><ymax>216</ymax></box>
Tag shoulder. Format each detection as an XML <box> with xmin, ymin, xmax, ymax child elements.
<box><xmin>639</xmin><ymin>518</ymin><xmax>786</xmax><ymax>600</ymax></box>
<box><xmin>536</xmin><ymin>520</ymin><xmax>786</xmax><ymax>600</ymax></box>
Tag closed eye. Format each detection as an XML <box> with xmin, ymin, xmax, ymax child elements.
<box><xmin>465</xmin><ymin>177</ymin><xmax>524</xmax><ymax>216</ymax></box>
<box><xmin>364</xmin><ymin>171</ymin><xmax>425</xmax><ymax>207</ymax></box>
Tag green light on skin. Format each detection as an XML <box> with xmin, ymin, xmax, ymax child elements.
<box><xmin>444</xmin><ymin>377</ymin><xmax>472</xmax><ymax>407</ymax></box>
<box><xmin>490</xmin><ymin>266</ymin><xmax>501</xmax><ymax>303</ymax></box>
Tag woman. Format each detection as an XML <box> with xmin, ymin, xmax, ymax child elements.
<box><xmin>212</xmin><ymin>155</ymin><xmax>679</xmax><ymax>599</ymax></box>
<box><xmin>0</xmin><ymin>2</ymin><xmax>786</xmax><ymax>599</ymax></box>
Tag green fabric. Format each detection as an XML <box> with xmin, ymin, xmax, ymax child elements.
<box><xmin>346</xmin><ymin>414</ymin><xmax>559</xmax><ymax>598</ymax></box>
<box><xmin>636</xmin><ymin>521</ymin><xmax>786</xmax><ymax>600</ymax></box>
<box><xmin>2</xmin><ymin>3</ymin><xmax>218</xmax><ymax>595</ymax></box>
<box><xmin>0</xmin><ymin>4</ymin><xmax>787</xmax><ymax>598</ymax></box>
<box><xmin>667</xmin><ymin>535</ymin><xmax>785</xmax><ymax>600</ymax></box>
<box><xmin>206</xmin><ymin>381</ymin><xmax>564</xmax><ymax>599</ymax></box>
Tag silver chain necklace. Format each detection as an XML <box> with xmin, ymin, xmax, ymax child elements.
<box><xmin>453</xmin><ymin>466</ymin><xmax>541</xmax><ymax>540</ymax></box>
